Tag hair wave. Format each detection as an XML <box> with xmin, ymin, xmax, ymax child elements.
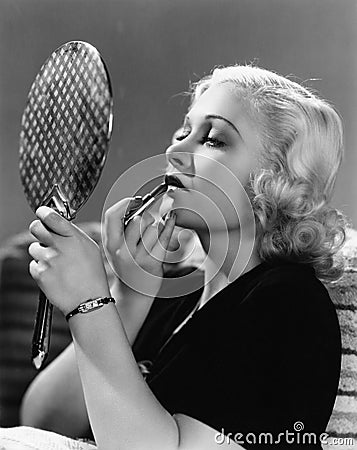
<box><xmin>191</xmin><ymin>65</ymin><xmax>349</xmax><ymax>281</ymax></box>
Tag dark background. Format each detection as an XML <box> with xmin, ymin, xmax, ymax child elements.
<box><xmin>1</xmin><ymin>0</ymin><xmax>356</xmax><ymax>244</ymax></box>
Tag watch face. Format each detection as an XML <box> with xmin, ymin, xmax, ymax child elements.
<box><xmin>66</xmin><ymin>297</ymin><xmax>115</xmax><ymax>321</ymax></box>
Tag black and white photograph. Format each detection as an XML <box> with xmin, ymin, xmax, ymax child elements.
<box><xmin>0</xmin><ymin>1</ymin><xmax>356</xmax><ymax>449</ymax></box>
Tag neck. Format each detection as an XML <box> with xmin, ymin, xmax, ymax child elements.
<box><xmin>196</xmin><ymin>226</ymin><xmax>261</xmax><ymax>308</ymax></box>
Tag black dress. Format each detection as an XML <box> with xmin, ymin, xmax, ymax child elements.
<box><xmin>132</xmin><ymin>261</ymin><xmax>341</xmax><ymax>449</ymax></box>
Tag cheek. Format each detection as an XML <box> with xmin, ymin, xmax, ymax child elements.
<box><xmin>194</xmin><ymin>158</ymin><xmax>249</xmax><ymax>206</ymax></box>
<box><xmin>172</xmin><ymin>152</ymin><xmax>257</xmax><ymax>230</ymax></box>
<box><xmin>192</xmin><ymin>162</ymin><xmax>254</xmax><ymax>228</ymax></box>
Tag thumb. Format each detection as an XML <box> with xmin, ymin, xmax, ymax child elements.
<box><xmin>35</xmin><ymin>206</ymin><xmax>73</xmax><ymax>237</ymax></box>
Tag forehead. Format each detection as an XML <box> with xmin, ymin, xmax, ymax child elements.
<box><xmin>190</xmin><ymin>83</ymin><xmax>248</xmax><ymax>121</ymax></box>
<box><xmin>190</xmin><ymin>83</ymin><xmax>261</xmax><ymax>147</ymax></box>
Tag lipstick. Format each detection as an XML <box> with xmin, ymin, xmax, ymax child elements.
<box><xmin>122</xmin><ymin>174</ymin><xmax>182</xmax><ymax>228</ymax></box>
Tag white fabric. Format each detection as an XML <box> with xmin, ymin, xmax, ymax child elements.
<box><xmin>0</xmin><ymin>427</ymin><xmax>96</xmax><ymax>450</ymax></box>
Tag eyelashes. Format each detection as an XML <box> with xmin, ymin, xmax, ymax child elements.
<box><xmin>172</xmin><ymin>127</ymin><xmax>226</xmax><ymax>149</ymax></box>
<box><xmin>202</xmin><ymin>137</ymin><xmax>226</xmax><ymax>148</ymax></box>
<box><xmin>173</xmin><ymin>128</ymin><xmax>190</xmax><ymax>142</ymax></box>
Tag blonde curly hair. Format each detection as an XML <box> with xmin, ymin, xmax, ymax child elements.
<box><xmin>191</xmin><ymin>65</ymin><xmax>348</xmax><ymax>281</ymax></box>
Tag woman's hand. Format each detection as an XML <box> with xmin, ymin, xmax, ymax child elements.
<box><xmin>28</xmin><ymin>206</ymin><xmax>110</xmax><ymax>316</ymax></box>
<box><xmin>103</xmin><ymin>198</ymin><xmax>176</xmax><ymax>298</ymax></box>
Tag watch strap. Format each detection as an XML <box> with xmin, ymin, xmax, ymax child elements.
<box><xmin>65</xmin><ymin>297</ymin><xmax>116</xmax><ymax>321</ymax></box>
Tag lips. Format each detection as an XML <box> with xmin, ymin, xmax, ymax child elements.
<box><xmin>164</xmin><ymin>174</ymin><xmax>186</xmax><ymax>189</ymax></box>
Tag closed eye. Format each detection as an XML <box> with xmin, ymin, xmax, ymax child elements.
<box><xmin>201</xmin><ymin>136</ymin><xmax>226</xmax><ymax>149</ymax></box>
<box><xmin>172</xmin><ymin>128</ymin><xmax>190</xmax><ymax>142</ymax></box>
<box><xmin>172</xmin><ymin>126</ymin><xmax>226</xmax><ymax>149</ymax></box>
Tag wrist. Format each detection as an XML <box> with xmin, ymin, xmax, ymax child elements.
<box><xmin>63</xmin><ymin>286</ymin><xmax>111</xmax><ymax>317</ymax></box>
<box><xmin>67</xmin><ymin>301</ymin><xmax>119</xmax><ymax>333</ymax></box>
<box><xmin>65</xmin><ymin>296</ymin><xmax>116</xmax><ymax>322</ymax></box>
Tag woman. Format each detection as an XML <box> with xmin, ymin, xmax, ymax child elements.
<box><xmin>21</xmin><ymin>65</ymin><xmax>346</xmax><ymax>449</ymax></box>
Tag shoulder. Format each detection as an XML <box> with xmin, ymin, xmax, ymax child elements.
<box><xmin>221</xmin><ymin>262</ymin><xmax>341</xmax><ymax>370</ymax></box>
<box><xmin>226</xmin><ymin>262</ymin><xmax>339</xmax><ymax>339</ymax></box>
<box><xmin>255</xmin><ymin>261</ymin><xmax>322</xmax><ymax>289</ymax></box>
<box><xmin>241</xmin><ymin>261</ymin><xmax>332</xmax><ymax>311</ymax></box>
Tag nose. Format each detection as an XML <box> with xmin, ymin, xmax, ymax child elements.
<box><xmin>165</xmin><ymin>141</ymin><xmax>194</xmax><ymax>174</ymax></box>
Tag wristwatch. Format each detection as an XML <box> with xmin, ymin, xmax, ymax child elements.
<box><xmin>65</xmin><ymin>297</ymin><xmax>116</xmax><ymax>321</ymax></box>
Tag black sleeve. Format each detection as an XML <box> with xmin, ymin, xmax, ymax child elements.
<box><xmin>184</xmin><ymin>276</ymin><xmax>341</xmax><ymax>448</ymax></box>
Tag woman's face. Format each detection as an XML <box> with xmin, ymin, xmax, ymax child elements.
<box><xmin>164</xmin><ymin>83</ymin><xmax>262</xmax><ymax>232</ymax></box>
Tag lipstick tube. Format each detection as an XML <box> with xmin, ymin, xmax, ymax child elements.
<box><xmin>122</xmin><ymin>181</ymin><xmax>169</xmax><ymax>228</ymax></box>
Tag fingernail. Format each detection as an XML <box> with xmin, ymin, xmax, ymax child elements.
<box><xmin>166</xmin><ymin>210</ymin><xmax>176</xmax><ymax>221</ymax></box>
<box><xmin>129</xmin><ymin>196</ymin><xmax>143</xmax><ymax>207</ymax></box>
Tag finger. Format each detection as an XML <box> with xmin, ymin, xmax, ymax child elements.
<box><xmin>29</xmin><ymin>259</ymin><xmax>47</xmax><ymax>283</ymax></box>
<box><xmin>156</xmin><ymin>208</ymin><xmax>176</xmax><ymax>235</ymax></box>
<box><xmin>166</xmin><ymin>226</ymin><xmax>191</xmax><ymax>251</ymax></box>
<box><xmin>138</xmin><ymin>210</ymin><xmax>155</xmax><ymax>238</ymax></box>
<box><xmin>103</xmin><ymin>198</ymin><xmax>133</xmax><ymax>254</ymax></box>
<box><xmin>126</xmin><ymin>196</ymin><xmax>144</xmax><ymax>215</ymax></box>
<box><xmin>157</xmin><ymin>217</ymin><xmax>165</xmax><ymax>235</ymax></box>
<box><xmin>35</xmin><ymin>206</ymin><xmax>72</xmax><ymax>237</ymax></box>
<box><xmin>151</xmin><ymin>211</ymin><xmax>177</xmax><ymax>261</ymax></box>
<box><xmin>123</xmin><ymin>215</ymin><xmax>142</xmax><ymax>256</ymax></box>
<box><xmin>29</xmin><ymin>219</ymin><xmax>54</xmax><ymax>246</ymax></box>
<box><xmin>28</xmin><ymin>241</ymin><xmax>47</xmax><ymax>262</ymax></box>
<box><xmin>135</xmin><ymin>211</ymin><xmax>156</xmax><ymax>247</ymax></box>
<box><xmin>123</xmin><ymin>211</ymin><xmax>155</xmax><ymax>255</ymax></box>
<box><xmin>29</xmin><ymin>259</ymin><xmax>39</xmax><ymax>280</ymax></box>
<box><xmin>156</xmin><ymin>221</ymin><xmax>180</xmax><ymax>252</ymax></box>
<box><xmin>136</xmin><ymin>222</ymin><xmax>160</xmax><ymax>257</ymax></box>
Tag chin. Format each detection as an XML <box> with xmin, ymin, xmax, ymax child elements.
<box><xmin>170</xmin><ymin>192</ymin><xmax>231</xmax><ymax>231</ymax></box>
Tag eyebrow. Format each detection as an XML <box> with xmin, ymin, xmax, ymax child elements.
<box><xmin>185</xmin><ymin>114</ymin><xmax>242</xmax><ymax>138</ymax></box>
